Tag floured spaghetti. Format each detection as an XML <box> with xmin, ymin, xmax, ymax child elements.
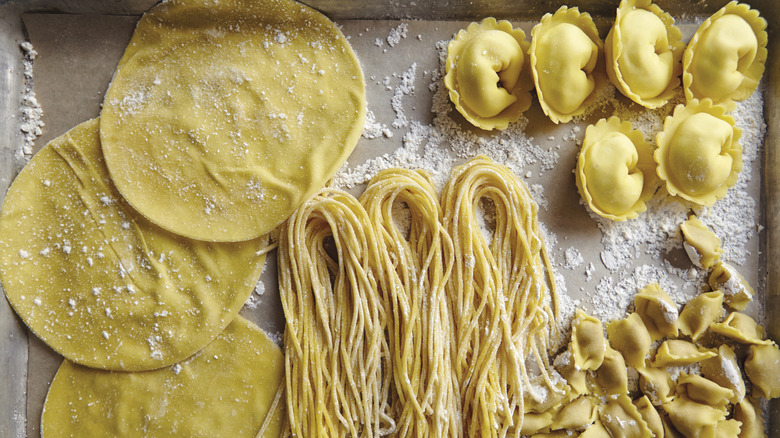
<box><xmin>360</xmin><ymin>168</ymin><xmax>461</xmax><ymax>437</ymax></box>
<box><xmin>440</xmin><ymin>156</ymin><xmax>560</xmax><ymax>436</ymax></box>
<box><xmin>278</xmin><ymin>188</ymin><xmax>393</xmax><ymax>437</ymax></box>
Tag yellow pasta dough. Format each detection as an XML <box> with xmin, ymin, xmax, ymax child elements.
<box><xmin>745</xmin><ymin>343</ymin><xmax>780</xmax><ymax>399</ymax></box>
<box><xmin>551</xmin><ymin>395</ymin><xmax>597</xmax><ymax>431</ymax></box>
<box><xmin>663</xmin><ymin>395</ymin><xmax>727</xmax><ymax>438</ymax></box>
<box><xmin>599</xmin><ymin>394</ymin><xmax>651</xmax><ymax>438</ymax></box>
<box><xmin>100</xmin><ymin>0</ymin><xmax>365</xmax><ymax>242</ymax></box>
<box><xmin>605</xmin><ymin>0</ymin><xmax>684</xmax><ymax>108</ymax></box>
<box><xmin>680</xmin><ymin>214</ymin><xmax>724</xmax><ymax>269</ymax></box>
<box><xmin>607</xmin><ymin>313</ymin><xmax>652</xmax><ymax>368</ymax></box>
<box><xmin>676</xmin><ymin>373</ymin><xmax>733</xmax><ymax>411</ymax></box>
<box><xmin>592</xmin><ymin>347</ymin><xmax>629</xmax><ymax>396</ymax></box>
<box><xmin>444</xmin><ymin>18</ymin><xmax>533</xmax><ymax>130</ymax></box>
<box><xmin>701</xmin><ymin>344</ymin><xmax>746</xmax><ymax>404</ymax></box>
<box><xmin>579</xmin><ymin>421</ymin><xmax>611</xmax><ymax>438</ymax></box>
<box><xmin>683</xmin><ymin>1</ymin><xmax>767</xmax><ymax>108</ymax></box>
<box><xmin>651</xmin><ymin>340</ymin><xmax>716</xmax><ymax>367</ymax></box>
<box><xmin>571</xmin><ymin>310</ymin><xmax>606</xmax><ymax>371</ymax></box>
<box><xmin>734</xmin><ymin>397</ymin><xmax>766</xmax><ymax>438</ymax></box>
<box><xmin>360</xmin><ymin>168</ymin><xmax>459</xmax><ymax>437</ymax></box>
<box><xmin>633</xmin><ymin>396</ymin><xmax>664</xmax><ymax>438</ymax></box>
<box><xmin>0</xmin><ymin>119</ymin><xmax>268</xmax><ymax>371</ymax></box>
<box><xmin>638</xmin><ymin>366</ymin><xmax>675</xmax><ymax>406</ymax></box>
<box><xmin>634</xmin><ymin>283</ymin><xmax>679</xmax><ymax>340</ymax></box>
<box><xmin>678</xmin><ymin>291</ymin><xmax>724</xmax><ymax>342</ymax></box>
<box><xmin>40</xmin><ymin>316</ymin><xmax>284</xmax><ymax>437</ymax></box>
<box><xmin>576</xmin><ymin>117</ymin><xmax>657</xmax><ymax>220</ymax></box>
<box><xmin>709</xmin><ymin>261</ymin><xmax>754</xmax><ymax>310</ymax></box>
<box><xmin>530</xmin><ymin>6</ymin><xmax>605</xmax><ymax>124</ymax></box>
<box><xmin>710</xmin><ymin>312</ymin><xmax>771</xmax><ymax>345</ymax></box>
<box><xmin>278</xmin><ymin>188</ymin><xmax>392</xmax><ymax>437</ymax></box>
<box><xmin>655</xmin><ymin>99</ymin><xmax>742</xmax><ymax>206</ymax></box>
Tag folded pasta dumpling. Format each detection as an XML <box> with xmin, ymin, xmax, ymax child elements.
<box><xmin>683</xmin><ymin>1</ymin><xmax>767</xmax><ymax>109</ymax></box>
<box><xmin>444</xmin><ymin>18</ymin><xmax>533</xmax><ymax>130</ymax></box>
<box><xmin>521</xmin><ymin>411</ymin><xmax>555</xmax><ymax>435</ymax></box>
<box><xmin>599</xmin><ymin>394</ymin><xmax>652</xmax><ymax>438</ymax></box>
<box><xmin>711</xmin><ymin>312</ymin><xmax>771</xmax><ymax>345</ymax></box>
<box><xmin>606</xmin><ymin>312</ymin><xmax>652</xmax><ymax>368</ymax></box>
<box><xmin>663</xmin><ymin>395</ymin><xmax>727</xmax><ymax>438</ymax></box>
<box><xmin>554</xmin><ymin>349</ymin><xmax>589</xmax><ymax>395</ymax></box>
<box><xmin>638</xmin><ymin>366</ymin><xmax>675</xmax><ymax>406</ymax></box>
<box><xmin>680</xmin><ymin>215</ymin><xmax>724</xmax><ymax>269</ymax></box>
<box><xmin>551</xmin><ymin>395</ymin><xmax>597</xmax><ymax>431</ymax></box>
<box><xmin>576</xmin><ymin>117</ymin><xmax>657</xmax><ymax>220</ymax></box>
<box><xmin>709</xmin><ymin>261</ymin><xmax>754</xmax><ymax>310</ymax></box>
<box><xmin>676</xmin><ymin>373</ymin><xmax>733</xmax><ymax>411</ymax></box>
<box><xmin>678</xmin><ymin>291</ymin><xmax>724</xmax><ymax>341</ymax></box>
<box><xmin>701</xmin><ymin>344</ymin><xmax>746</xmax><ymax>404</ymax></box>
<box><xmin>592</xmin><ymin>346</ymin><xmax>629</xmax><ymax>396</ymax></box>
<box><xmin>635</xmin><ymin>283</ymin><xmax>679</xmax><ymax>340</ymax></box>
<box><xmin>734</xmin><ymin>397</ymin><xmax>766</xmax><ymax>438</ymax></box>
<box><xmin>579</xmin><ymin>421</ymin><xmax>612</xmax><ymax>438</ymax></box>
<box><xmin>605</xmin><ymin>0</ymin><xmax>684</xmax><ymax>108</ymax></box>
<box><xmin>530</xmin><ymin>6</ymin><xmax>604</xmax><ymax>124</ymax></box>
<box><xmin>632</xmin><ymin>396</ymin><xmax>664</xmax><ymax>438</ymax></box>
<box><xmin>745</xmin><ymin>343</ymin><xmax>780</xmax><ymax>399</ymax></box>
<box><xmin>651</xmin><ymin>340</ymin><xmax>716</xmax><ymax>367</ymax></box>
<box><xmin>655</xmin><ymin>99</ymin><xmax>742</xmax><ymax>206</ymax></box>
<box><xmin>571</xmin><ymin>309</ymin><xmax>606</xmax><ymax>371</ymax></box>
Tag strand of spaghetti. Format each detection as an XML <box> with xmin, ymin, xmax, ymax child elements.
<box><xmin>279</xmin><ymin>188</ymin><xmax>393</xmax><ymax>437</ymax></box>
<box><xmin>360</xmin><ymin>168</ymin><xmax>461</xmax><ymax>438</ymax></box>
<box><xmin>440</xmin><ymin>156</ymin><xmax>560</xmax><ymax>437</ymax></box>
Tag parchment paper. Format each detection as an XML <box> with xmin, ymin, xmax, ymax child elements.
<box><xmin>19</xmin><ymin>12</ymin><xmax>766</xmax><ymax>437</ymax></box>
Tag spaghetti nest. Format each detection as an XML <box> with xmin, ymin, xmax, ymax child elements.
<box><xmin>278</xmin><ymin>188</ymin><xmax>393</xmax><ymax>437</ymax></box>
<box><xmin>360</xmin><ymin>168</ymin><xmax>461</xmax><ymax>437</ymax></box>
<box><xmin>440</xmin><ymin>156</ymin><xmax>560</xmax><ymax>436</ymax></box>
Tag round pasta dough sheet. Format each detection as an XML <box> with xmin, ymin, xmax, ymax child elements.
<box><xmin>100</xmin><ymin>0</ymin><xmax>366</xmax><ymax>242</ymax></box>
<box><xmin>41</xmin><ymin>316</ymin><xmax>285</xmax><ymax>437</ymax></box>
<box><xmin>0</xmin><ymin>119</ymin><xmax>268</xmax><ymax>371</ymax></box>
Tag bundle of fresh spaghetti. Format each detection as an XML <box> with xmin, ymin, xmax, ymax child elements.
<box><xmin>360</xmin><ymin>168</ymin><xmax>461</xmax><ymax>438</ymax></box>
<box><xmin>278</xmin><ymin>188</ymin><xmax>393</xmax><ymax>437</ymax></box>
<box><xmin>440</xmin><ymin>156</ymin><xmax>560</xmax><ymax>437</ymax></box>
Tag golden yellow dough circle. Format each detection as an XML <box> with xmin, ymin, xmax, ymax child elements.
<box><xmin>100</xmin><ymin>0</ymin><xmax>366</xmax><ymax>242</ymax></box>
<box><xmin>41</xmin><ymin>316</ymin><xmax>285</xmax><ymax>437</ymax></box>
<box><xmin>0</xmin><ymin>119</ymin><xmax>268</xmax><ymax>371</ymax></box>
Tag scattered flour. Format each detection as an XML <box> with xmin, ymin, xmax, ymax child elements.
<box><xmin>386</xmin><ymin>23</ymin><xmax>408</xmax><ymax>47</ymax></box>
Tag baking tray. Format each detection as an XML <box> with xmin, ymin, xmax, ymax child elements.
<box><xmin>0</xmin><ymin>0</ymin><xmax>778</xmax><ymax>436</ymax></box>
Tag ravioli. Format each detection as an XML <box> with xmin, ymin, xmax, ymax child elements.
<box><xmin>683</xmin><ymin>1</ymin><xmax>767</xmax><ymax>108</ymax></box>
<box><xmin>634</xmin><ymin>283</ymin><xmax>679</xmax><ymax>340</ymax></box>
<box><xmin>0</xmin><ymin>119</ymin><xmax>268</xmax><ymax>371</ymax></box>
<box><xmin>654</xmin><ymin>99</ymin><xmax>742</xmax><ymax>206</ymax></box>
<box><xmin>444</xmin><ymin>18</ymin><xmax>533</xmax><ymax>130</ymax></box>
<box><xmin>571</xmin><ymin>309</ymin><xmax>606</xmax><ymax>371</ymax></box>
<box><xmin>41</xmin><ymin>317</ymin><xmax>285</xmax><ymax>437</ymax></box>
<box><xmin>576</xmin><ymin>117</ymin><xmax>657</xmax><ymax>220</ymax></box>
<box><xmin>530</xmin><ymin>6</ymin><xmax>604</xmax><ymax>124</ymax></box>
<box><xmin>606</xmin><ymin>313</ymin><xmax>652</xmax><ymax>368</ymax></box>
<box><xmin>678</xmin><ymin>291</ymin><xmax>724</xmax><ymax>341</ymax></box>
<box><xmin>745</xmin><ymin>343</ymin><xmax>780</xmax><ymax>399</ymax></box>
<box><xmin>100</xmin><ymin>0</ymin><xmax>366</xmax><ymax>242</ymax></box>
<box><xmin>710</xmin><ymin>312</ymin><xmax>771</xmax><ymax>345</ymax></box>
<box><xmin>605</xmin><ymin>0</ymin><xmax>684</xmax><ymax>108</ymax></box>
<box><xmin>709</xmin><ymin>261</ymin><xmax>754</xmax><ymax>310</ymax></box>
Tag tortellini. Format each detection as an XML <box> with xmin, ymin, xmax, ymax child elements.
<box><xmin>599</xmin><ymin>394</ymin><xmax>652</xmax><ymax>438</ymax></box>
<box><xmin>530</xmin><ymin>6</ymin><xmax>604</xmax><ymax>124</ymax></box>
<box><xmin>676</xmin><ymin>373</ymin><xmax>733</xmax><ymax>411</ymax></box>
<box><xmin>654</xmin><ymin>99</ymin><xmax>742</xmax><ymax>206</ymax></box>
<box><xmin>663</xmin><ymin>395</ymin><xmax>727</xmax><ymax>438</ymax></box>
<box><xmin>551</xmin><ymin>395</ymin><xmax>597</xmax><ymax>431</ymax></box>
<box><xmin>444</xmin><ymin>18</ymin><xmax>533</xmax><ymax>130</ymax></box>
<box><xmin>638</xmin><ymin>366</ymin><xmax>675</xmax><ymax>406</ymax></box>
<box><xmin>606</xmin><ymin>313</ymin><xmax>652</xmax><ymax>368</ymax></box>
<box><xmin>592</xmin><ymin>346</ymin><xmax>629</xmax><ymax>395</ymax></box>
<box><xmin>576</xmin><ymin>117</ymin><xmax>657</xmax><ymax>220</ymax></box>
<box><xmin>701</xmin><ymin>344</ymin><xmax>746</xmax><ymax>404</ymax></box>
<box><xmin>710</xmin><ymin>312</ymin><xmax>771</xmax><ymax>345</ymax></box>
<box><xmin>709</xmin><ymin>261</ymin><xmax>754</xmax><ymax>310</ymax></box>
<box><xmin>635</xmin><ymin>283</ymin><xmax>679</xmax><ymax>340</ymax></box>
<box><xmin>633</xmin><ymin>396</ymin><xmax>664</xmax><ymax>438</ymax></box>
<box><xmin>605</xmin><ymin>0</ymin><xmax>684</xmax><ymax>108</ymax></box>
<box><xmin>571</xmin><ymin>309</ymin><xmax>606</xmax><ymax>371</ymax></box>
<box><xmin>683</xmin><ymin>2</ymin><xmax>768</xmax><ymax>108</ymax></box>
<box><xmin>745</xmin><ymin>343</ymin><xmax>780</xmax><ymax>399</ymax></box>
<box><xmin>651</xmin><ymin>340</ymin><xmax>716</xmax><ymax>367</ymax></box>
<box><xmin>680</xmin><ymin>214</ymin><xmax>724</xmax><ymax>269</ymax></box>
<box><xmin>734</xmin><ymin>397</ymin><xmax>765</xmax><ymax>438</ymax></box>
<box><xmin>678</xmin><ymin>291</ymin><xmax>724</xmax><ymax>342</ymax></box>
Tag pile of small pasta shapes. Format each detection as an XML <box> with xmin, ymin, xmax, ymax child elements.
<box><xmin>278</xmin><ymin>156</ymin><xmax>561</xmax><ymax>437</ymax></box>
